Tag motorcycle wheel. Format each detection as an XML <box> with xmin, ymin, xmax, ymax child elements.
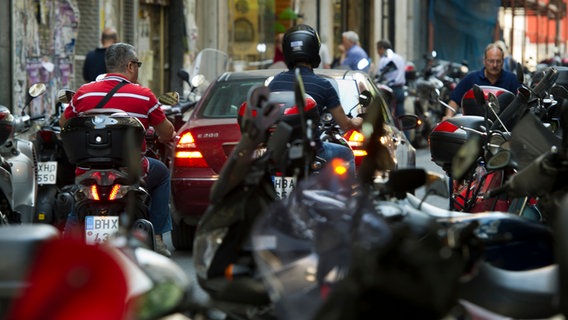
<box><xmin>171</xmin><ymin>219</ymin><xmax>196</xmax><ymax>251</ymax></box>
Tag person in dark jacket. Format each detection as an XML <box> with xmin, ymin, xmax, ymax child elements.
<box><xmin>82</xmin><ymin>27</ymin><xmax>118</xmax><ymax>82</ymax></box>
<box><xmin>444</xmin><ymin>42</ymin><xmax>521</xmax><ymax>119</ymax></box>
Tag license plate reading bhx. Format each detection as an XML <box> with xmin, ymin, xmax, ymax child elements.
<box><xmin>85</xmin><ymin>216</ymin><xmax>120</xmax><ymax>244</ymax></box>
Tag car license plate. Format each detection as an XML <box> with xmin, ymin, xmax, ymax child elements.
<box><xmin>37</xmin><ymin>161</ymin><xmax>58</xmax><ymax>185</ymax></box>
<box><xmin>272</xmin><ymin>176</ymin><xmax>296</xmax><ymax>199</ymax></box>
<box><xmin>85</xmin><ymin>216</ymin><xmax>120</xmax><ymax>244</ymax></box>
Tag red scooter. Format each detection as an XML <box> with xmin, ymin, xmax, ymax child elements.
<box><xmin>429</xmin><ymin>65</ymin><xmax>559</xmax><ymax>217</ymax></box>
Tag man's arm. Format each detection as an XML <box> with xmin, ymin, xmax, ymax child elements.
<box><xmin>59</xmin><ymin>112</ymin><xmax>69</xmax><ymax>127</ymax></box>
<box><xmin>154</xmin><ymin>118</ymin><xmax>175</xmax><ymax>143</ymax></box>
<box><xmin>330</xmin><ymin>105</ymin><xmax>363</xmax><ymax>131</ymax></box>
<box><xmin>443</xmin><ymin>100</ymin><xmax>459</xmax><ymax>120</ymax></box>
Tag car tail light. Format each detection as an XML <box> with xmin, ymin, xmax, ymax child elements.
<box><xmin>174</xmin><ymin>131</ymin><xmax>208</xmax><ymax>167</ymax></box>
<box><xmin>344</xmin><ymin>130</ymin><xmax>367</xmax><ymax>158</ymax></box>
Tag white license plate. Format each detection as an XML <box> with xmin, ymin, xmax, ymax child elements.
<box><xmin>85</xmin><ymin>216</ymin><xmax>120</xmax><ymax>244</ymax></box>
<box><xmin>272</xmin><ymin>176</ymin><xmax>296</xmax><ymax>199</ymax></box>
<box><xmin>37</xmin><ymin>161</ymin><xmax>58</xmax><ymax>185</ymax></box>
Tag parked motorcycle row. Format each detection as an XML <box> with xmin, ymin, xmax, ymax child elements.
<box><xmin>3</xmin><ymin>52</ymin><xmax>568</xmax><ymax>319</ymax></box>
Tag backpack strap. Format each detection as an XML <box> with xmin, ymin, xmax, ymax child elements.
<box><xmin>95</xmin><ymin>80</ymin><xmax>128</xmax><ymax>109</ymax></box>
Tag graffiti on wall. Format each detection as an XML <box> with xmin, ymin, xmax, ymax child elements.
<box><xmin>12</xmin><ymin>0</ymin><xmax>79</xmax><ymax>118</ymax></box>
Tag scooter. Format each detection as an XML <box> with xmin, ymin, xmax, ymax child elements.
<box><xmin>0</xmin><ymin>83</ymin><xmax>46</xmax><ymax>224</ymax></box>
<box><xmin>59</xmin><ymin>107</ymin><xmax>154</xmax><ymax>245</ymax></box>
<box><xmin>194</xmin><ymin>68</ymin><xmax>339</xmax><ymax>318</ymax></box>
<box><xmin>32</xmin><ymin>94</ymin><xmax>75</xmax><ymax>229</ymax></box>
<box><xmin>429</xmin><ymin>65</ymin><xmax>559</xmax><ymax>213</ymax></box>
<box><xmin>0</xmin><ymin>222</ymin><xmax>193</xmax><ymax>319</ymax></box>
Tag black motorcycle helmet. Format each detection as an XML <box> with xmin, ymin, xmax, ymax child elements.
<box><xmin>282</xmin><ymin>24</ymin><xmax>321</xmax><ymax>69</ymax></box>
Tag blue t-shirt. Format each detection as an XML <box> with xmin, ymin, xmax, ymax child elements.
<box><xmin>450</xmin><ymin>68</ymin><xmax>521</xmax><ymax>106</ymax></box>
<box><xmin>268</xmin><ymin>66</ymin><xmax>341</xmax><ymax>147</ymax></box>
<box><xmin>268</xmin><ymin>67</ymin><xmax>341</xmax><ymax>114</ymax></box>
<box><xmin>341</xmin><ymin>45</ymin><xmax>370</xmax><ymax>72</ymax></box>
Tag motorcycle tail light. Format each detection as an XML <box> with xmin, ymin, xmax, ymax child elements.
<box><xmin>81</xmin><ymin>184</ymin><xmax>130</xmax><ymax>201</ymax></box>
<box><xmin>38</xmin><ymin>130</ymin><xmax>57</xmax><ymax>143</ymax></box>
<box><xmin>90</xmin><ymin>185</ymin><xmax>100</xmax><ymax>201</ymax></box>
<box><xmin>174</xmin><ymin>131</ymin><xmax>208</xmax><ymax>168</ymax></box>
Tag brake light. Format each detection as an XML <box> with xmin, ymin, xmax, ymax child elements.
<box><xmin>38</xmin><ymin>130</ymin><xmax>57</xmax><ymax>143</ymax></box>
<box><xmin>86</xmin><ymin>184</ymin><xmax>126</xmax><ymax>201</ymax></box>
<box><xmin>344</xmin><ymin>130</ymin><xmax>367</xmax><ymax>157</ymax></box>
<box><xmin>174</xmin><ymin>131</ymin><xmax>208</xmax><ymax>167</ymax></box>
<box><xmin>90</xmin><ymin>185</ymin><xmax>100</xmax><ymax>201</ymax></box>
<box><xmin>108</xmin><ymin>184</ymin><xmax>121</xmax><ymax>200</ymax></box>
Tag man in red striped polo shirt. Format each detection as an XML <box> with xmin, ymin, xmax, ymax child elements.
<box><xmin>60</xmin><ymin>42</ymin><xmax>175</xmax><ymax>256</ymax></box>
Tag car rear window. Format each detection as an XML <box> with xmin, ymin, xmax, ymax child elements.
<box><xmin>201</xmin><ymin>79</ymin><xmax>265</xmax><ymax>118</ymax></box>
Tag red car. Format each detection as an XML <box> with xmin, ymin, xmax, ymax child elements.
<box><xmin>170</xmin><ymin>69</ymin><xmax>416</xmax><ymax>250</ymax></box>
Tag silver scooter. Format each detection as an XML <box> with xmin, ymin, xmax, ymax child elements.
<box><xmin>0</xmin><ymin>83</ymin><xmax>45</xmax><ymax>224</ymax></box>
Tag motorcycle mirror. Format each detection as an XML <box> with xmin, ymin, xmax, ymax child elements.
<box><xmin>177</xmin><ymin>68</ymin><xmax>190</xmax><ymax>83</ymax></box>
<box><xmin>397</xmin><ymin>114</ymin><xmax>420</xmax><ymax>131</ymax></box>
<box><xmin>29</xmin><ymin>83</ymin><xmax>47</xmax><ymax>98</ymax></box>
<box><xmin>424</xmin><ymin>171</ymin><xmax>450</xmax><ymax>198</ymax></box>
<box><xmin>157</xmin><ymin>92</ymin><xmax>180</xmax><ymax>106</ymax></box>
<box><xmin>23</xmin><ymin>83</ymin><xmax>47</xmax><ymax>114</ymax></box>
<box><xmin>385</xmin><ymin>168</ymin><xmax>427</xmax><ymax>195</ymax></box>
<box><xmin>487</xmin><ymin>92</ymin><xmax>501</xmax><ymax>115</ymax></box>
<box><xmin>472</xmin><ymin>85</ymin><xmax>485</xmax><ymax>106</ymax></box>
<box><xmin>56</xmin><ymin>89</ymin><xmax>75</xmax><ymax>104</ymax></box>
<box><xmin>486</xmin><ymin>149</ymin><xmax>512</xmax><ymax>171</ymax></box>
<box><xmin>190</xmin><ymin>74</ymin><xmax>206</xmax><ymax>88</ymax></box>
<box><xmin>452</xmin><ymin>134</ymin><xmax>481</xmax><ymax>181</ymax></box>
<box><xmin>550</xmin><ymin>85</ymin><xmax>568</xmax><ymax>100</ymax></box>
<box><xmin>359</xmin><ymin>90</ymin><xmax>372</xmax><ymax>107</ymax></box>
<box><xmin>430</xmin><ymin>88</ymin><xmax>440</xmax><ymax>101</ymax></box>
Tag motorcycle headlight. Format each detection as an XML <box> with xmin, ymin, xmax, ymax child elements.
<box><xmin>193</xmin><ymin>227</ymin><xmax>229</xmax><ymax>280</ymax></box>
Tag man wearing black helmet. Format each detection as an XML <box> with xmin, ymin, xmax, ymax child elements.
<box><xmin>268</xmin><ymin>24</ymin><xmax>363</xmax><ymax>176</ymax></box>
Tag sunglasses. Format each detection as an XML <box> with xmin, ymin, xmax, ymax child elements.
<box><xmin>131</xmin><ymin>60</ymin><xmax>142</xmax><ymax>68</ymax></box>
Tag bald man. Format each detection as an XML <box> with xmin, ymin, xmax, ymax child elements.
<box><xmin>83</xmin><ymin>27</ymin><xmax>118</xmax><ymax>82</ymax></box>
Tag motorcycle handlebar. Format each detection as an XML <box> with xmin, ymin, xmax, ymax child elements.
<box><xmin>490</xmin><ymin>67</ymin><xmax>557</xmax><ymax>132</ymax></box>
<box><xmin>486</xmin><ymin>152</ymin><xmax>558</xmax><ymax>199</ymax></box>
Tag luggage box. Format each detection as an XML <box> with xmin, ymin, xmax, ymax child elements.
<box><xmin>429</xmin><ymin>115</ymin><xmax>486</xmax><ymax>171</ymax></box>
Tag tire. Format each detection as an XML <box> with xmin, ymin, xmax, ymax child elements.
<box><xmin>171</xmin><ymin>219</ymin><xmax>196</xmax><ymax>251</ymax></box>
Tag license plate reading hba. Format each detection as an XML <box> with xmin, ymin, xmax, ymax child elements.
<box><xmin>85</xmin><ymin>216</ymin><xmax>120</xmax><ymax>244</ymax></box>
<box><xmin>272</xmin><ymin>176</ymin><xmax>296</xmax><ymax>199</ymax></box>
<box><xmin>37</xmin><ymin>161</ymin><xmax>58</xmax><ymax>185</ymax></box>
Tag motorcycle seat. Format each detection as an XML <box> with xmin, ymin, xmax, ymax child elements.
<box><xmin>459</xmin><ymin>262</ymin><xmax>558</xmax><ymax>319</ymax></box>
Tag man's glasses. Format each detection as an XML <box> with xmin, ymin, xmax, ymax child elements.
<box><xmin>131</xmin><ymin>60</ymin><xmax>142</xmax><ymax>68</ymax></box>
<box><xmin>485</xmin><ymin>59</ymin><xmax>503</xmax><ymax>65</ymax></box>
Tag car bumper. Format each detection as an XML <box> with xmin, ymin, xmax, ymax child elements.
<box><xmin>171</xmin><ymin>176</ymin><xmax>217</xmax><ymax>225</ymax></box>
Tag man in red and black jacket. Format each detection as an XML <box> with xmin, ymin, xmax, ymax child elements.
<box><xmin>60</xmin><ymin>42</ymin><xmax>175</xmax><ymax>256</ymax></box>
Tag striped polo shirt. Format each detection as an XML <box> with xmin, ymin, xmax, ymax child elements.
<box><xmin>66</xmin><ymin>74</ymin><xmax>166</xmax><ymax>130</ymax></box>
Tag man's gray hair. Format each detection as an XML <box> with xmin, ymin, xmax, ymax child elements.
<box><xmin>342</xmin><ymin>31</ymin><xmax>359</xmax><ymax>44</ymax></box>
<box><xmin>105</xmin><ymin>43</ymin><xmax>137</xmax><ymax>73</ymax></box>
